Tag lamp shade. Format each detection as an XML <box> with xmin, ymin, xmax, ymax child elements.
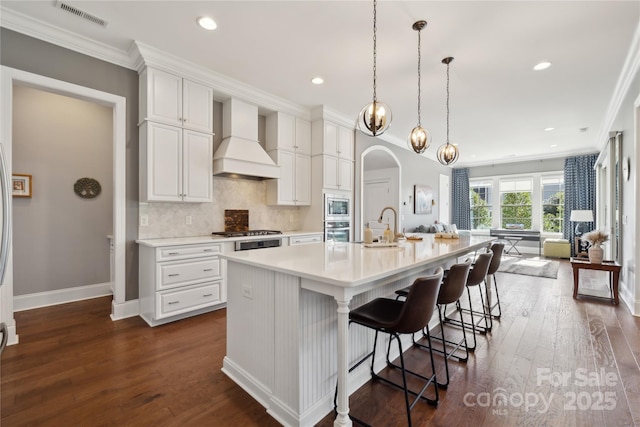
<box><xmin>570</xmin><ymin>210</ymin><xmax>593</xmax><ymax>222</ymax></box>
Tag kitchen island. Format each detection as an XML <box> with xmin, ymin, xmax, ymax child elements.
<box><xmin>220</xmin><ymin>235</ymin><xmax>495</xmax><ymax>427</ymax></box>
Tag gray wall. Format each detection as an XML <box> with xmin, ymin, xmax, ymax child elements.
<box><xmin>1</xmin><ymin>28</ymin><xmax>140</xmax><ymax>300</ymax></box>
<box><xmin>12</xmin><ymin>86</ymin><xmax>112</xmax><ymax>295</ymax></box>
<box><xmin>354</xmin><ymin>132</ymin><xmax>452</xmax><ymax>237</ymax></box>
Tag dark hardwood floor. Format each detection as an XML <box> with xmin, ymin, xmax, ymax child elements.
<box><xmin>2</xmin><ymin>259</ymin><xmax>639</xmax><ymax>426</ymax></box>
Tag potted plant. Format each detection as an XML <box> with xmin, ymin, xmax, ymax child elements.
<box><xmin>582</xmin><ymin>229</ymin><xmax>609</xmax><ymax>264</ymax></box>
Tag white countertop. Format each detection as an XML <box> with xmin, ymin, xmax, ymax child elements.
<box><xmin>220</xmin><ymin>234</ymin><xmax>495</xmax><ymax>287</ymax></box>
<box><xmin>136</xmin><ymin>231</ymin><xmax>323</xmax><ymax>247</ymax></box>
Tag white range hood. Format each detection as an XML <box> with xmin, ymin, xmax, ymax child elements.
<box><xmin>213</xmin><ymin>98</ymin><xmax>280</xmax><ymax>180</ymax></box>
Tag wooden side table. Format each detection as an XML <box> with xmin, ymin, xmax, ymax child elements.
<box><xmin>570</xmin><ymin>258</ymin><xmax>621</xmax><ymax>305</ymax></box>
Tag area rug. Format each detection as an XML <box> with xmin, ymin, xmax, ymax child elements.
<box><xmin>497</xmin><ymin>256</ymin><xmax>559</xmax><ymax>279</ymax></box>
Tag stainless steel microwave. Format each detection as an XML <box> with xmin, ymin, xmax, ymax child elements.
<box><xmin>325</xmin><ymin>194</ymin><xmax>350</xmax><ymax>220</ymax></box>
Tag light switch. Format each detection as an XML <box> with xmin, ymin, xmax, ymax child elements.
<box><xmin>140</xmin><ymin>215</ymin><xmax>149</xmax><ymax>226</ymax></box>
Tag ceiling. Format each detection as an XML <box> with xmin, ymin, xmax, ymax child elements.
<box><xmin>1</xmin><ymin>1</ymin><xmax>639</xmax><ymax>167</ymax></box>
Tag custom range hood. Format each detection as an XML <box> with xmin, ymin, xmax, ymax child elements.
<box><xmin>213</xmin><ymin>98</ymin><xmax>280</xmax><ymax>180</ymax></box>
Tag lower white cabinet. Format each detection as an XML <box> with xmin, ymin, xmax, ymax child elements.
<box><xmin>139</xmin><ymin>242</ymin><xmax>225</xmax><ymax>326</ymax></box>
<box><xmin>290</xmin><ymin>234</ymin><xmax>323</xmax><ymax>245</ymax></box>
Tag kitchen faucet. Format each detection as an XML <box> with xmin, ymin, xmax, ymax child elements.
<box><xmin>378</xmin><ymin>206</ymin><xmax>402</xmax><ymax>242</ymax></box>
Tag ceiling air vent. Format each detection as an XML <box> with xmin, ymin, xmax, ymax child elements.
<box><xmin>55</xmin><ymin>1</ymin><xmax>108</xmax><ymax>27</ymax></box>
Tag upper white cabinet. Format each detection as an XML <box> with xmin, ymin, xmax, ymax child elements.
<box><xmin>265</xmin><ymin>112</ymin><xmax>312</xmax><ymax>206</ymax></box>
<box><xmin>266</xmin><ymin>112</ymin><xmax>311</xmax><ymax>155</ymax></box>
<box><xmin>314</xmin><ymin>120</ymin><xmax>354</xmax><ymax>160</ymax></box>
<box><xmin>311</xmin><ymin>119</ymin><xmax>355</xmax><ymax>193</ymax></box>
<box><xmin>140</xmin><ymin>122</ymin><xmax>212</xmax><ymax>203</ymax></box>
<box><xmin>140</xmin><ymin>67</ymin><xmax>214</xmax><ymax>133</ymax></box>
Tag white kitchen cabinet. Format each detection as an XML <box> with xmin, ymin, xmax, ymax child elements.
<box><xmin>266</xmin><ymin>150</ymin><xmax>311</xmax><ymax>205</ymax></box>
<box><xmin>266</xmin><ymin>112</ymin><xmax>311</xmax><ymax>155</ymax></box>
<box><xmin>138</xmin><ymin>242</ymin><xmax>225</xmax><ymax>326</ymax></box>
<box><xmin>289</xmin><ymin>234</ymin><xmax>323</xmax><ymax>245</ymax></box>
<box><xmin>140</xmin><ymin>121</ymin><xmax>212</xmax><ymax>203</ymax></box>
<box><xmin>265</xmin><ymin>112</ymin><xmax>312</xmax><ymax>206</ymax></box>
<box><xmin>140</xmin><ymin>67</ymin><xmax>213</xmax><ymax>133</ymax></box>
<box><xmin>314</xmin><ymin>120</ymin><xmax>354</xmax><ymax>161</ymax></box>
<box><xmin>320</xmin><ymin>155</ymin><xmax>353</xmax><ymax>192</ymax></box>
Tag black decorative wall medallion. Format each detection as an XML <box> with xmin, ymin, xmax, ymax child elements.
<box><xmin>74</xmin><ymin>177</ymin><xmax>101</xmax><ymax>199</ymax></box>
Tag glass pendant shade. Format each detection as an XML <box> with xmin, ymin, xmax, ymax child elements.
<box><xmin>408</xmin><ymin>125</ymin><xmax>431</xmax><ymax>153</ymax></box>
<box><xmin>437</xmin><ymin>143</ymin><xmax>459</xmax><ymax>165</ymax></box>
<box><xmin>358</xmin><ymin>100</ymin><xmax>392</xmax><ymax>136</ymax></box>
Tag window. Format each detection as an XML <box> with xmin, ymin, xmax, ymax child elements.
<box><xmin>470</xmin><ymin>180</ymin><xmax>492</xmax><ymax>229</ymax></box>
<box><xmin>500</xmin><ymin>178</ymin><xmax>532</xmax><ymax>229</ymax></box>
<box><xmin>541</xmin><ymin>176</ymin><xmax>564</xmax><ymax>232</ymax></box>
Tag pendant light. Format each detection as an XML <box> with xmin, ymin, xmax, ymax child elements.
<box><xmin>357</xmin><ymin>0</ymin><xmax>392</xmax><ymax>137</ymax></box>
<box><xmin>437</xmin><ymin>57</ymin><xmax>460</xmax><ymax>165</ymax></box>
<box><xmin>408</xmin><ymin>20</ymin><xmax>431</xmax><ymax>153</ymax></box>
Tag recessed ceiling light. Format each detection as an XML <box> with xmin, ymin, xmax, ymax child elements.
<box><xmin>533</xmin><ymin>61</ymin><xmax>551</xmax><ymax>71</ymax></box>
<box><xmin>197</xmin><ymin>16</ymin><xmax>217</xmax><ymax>30</ymax></box>
<box><xmin>311</xmin><ymin>77</ymin><xmax>324</xmax><ymax>85</ymax></box>
<box><xmin>550</xmin><ymin>144</ymin><xmax>558</xmax><ymax>148</ymax></box>
<box><xmin>544</xmin><ymin>127</ymin><xmax>555</xmax><ymax>131</ymax></box>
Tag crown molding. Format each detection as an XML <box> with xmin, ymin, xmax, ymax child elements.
<box><xmin>0</xmin><ymin>6</ymin><xmax>136</xmax><ymax>70</ymax></box>
<box><xmin>596</xmin><ymin>20</ymin><xmax>640</xmax><ymax>150</ymax></box>
<box><xmin>133</xmin><ymin>41</ymin><xmax>310</xmax><ymax>119</ymax></box>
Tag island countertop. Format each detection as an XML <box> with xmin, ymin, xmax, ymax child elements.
<box><xmin>220</xmin><ymin>234</ymin><xmax>495</xmax><ymax>288</ymax></box>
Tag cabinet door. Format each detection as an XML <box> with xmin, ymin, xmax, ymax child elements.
<box><xmin>277</xmin><ymin>150</ymin><xmax>296</xmax><ymax>204</ymax></box>
<box><xmin>183</xmin><ymin>130</ymin><xmax>213</xmax><ymax>202</ymax></box>
<box><xmin>323</xmin><ymin>121</ymin><xmax>339</xmax><ymax>157</ymax></box>
<box><xmin>147</xmin><ymin>122</ymin><xmax>182</xmax><ymax>201</ymax></box>
<box><xmin>295</xmin><ymin>118</ymin><xmax>311</xmax><ymax>155</ymax></box>
<box><xmin>182</xmin><ymin>79</ymin><xmax>213</xmax><ymax>133</ymax></box>
<box><xmin>323</xmin><ymin>155</ymin><xmax>339</xmax><ymax>190</ymax></box>
<box><xmin>338</xmin><ymin>126</ymin><xmax>354</xmax><ymax>160</ymax></box>
<box><xmin>295</xmin><ymin>154</ymin><xmax>311</xmax><ymax>205</ymax></box>
<box><xmin>338</xmin><ymin>158</ymin><xmax>353</xmax><ymax>191</ymax></box>
<box><xmin>147</xmin><ymin>69</ymin><xmax>182</xmax><ymax>127</ymax></box>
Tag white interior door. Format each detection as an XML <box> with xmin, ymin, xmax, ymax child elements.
<box><xmin>439</xmin><ymin>174</ymin><xmax>451</xmax><ymax>224</ymax></box>
<box><xmin>364</xmin><ymin>179</ymin><xmax>393</xmax><ymax>237</ymax></box>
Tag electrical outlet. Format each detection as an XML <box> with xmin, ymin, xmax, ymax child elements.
<box><xmin>186</xmin><ymin>215</ymin><xmax>192</xmax><ymax>225</ymax></box>
<box><xmin>140</xmin><ymin>215</ymin><xmax>148</xmax><ymax>226</ymax></box>
<box><xmin>242</xmin><ymin>285</ymin><xmax>253</xmax><ymax>299</ymax></box>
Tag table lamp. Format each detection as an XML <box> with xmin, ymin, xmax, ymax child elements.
<box><xmin>570</xmin><ymin>210</ymin><xmax>594</xmax><ymax>236</ymax></box>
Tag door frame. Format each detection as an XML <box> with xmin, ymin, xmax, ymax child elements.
<box><xmin>0</xmin><ymin>66</ymin><xmax>126</xmax><ymax>345</ymax></box>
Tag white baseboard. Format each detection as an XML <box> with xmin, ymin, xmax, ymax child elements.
<box><xmin>13</xmin><ymin>282</ymin><xmax>113</xmax><ymax>312</ymax></box>
<box><xmin>111</xmin><ymin>298</ymin><xmax>140</xmax><ymax>320</ymax></box>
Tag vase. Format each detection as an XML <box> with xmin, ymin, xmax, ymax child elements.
<box><xmin>588</xmin><ymin>244</ymin><xmax>603</xmax><ymax>264</ymax></box>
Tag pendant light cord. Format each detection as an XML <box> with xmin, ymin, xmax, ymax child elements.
<box><xmin>445</xmin><ymin>60</ymin><xmax>450</xmax><ymax>144</ymax></box>
<box><xmin>372</xmin><ymin>0</ymin><xmax>378</xmax><ymax>103</ymax></box>
<box><xmin>417</xmin><ymin>27</ymin><xmax>422</xmax><ymax>126</ymax></box>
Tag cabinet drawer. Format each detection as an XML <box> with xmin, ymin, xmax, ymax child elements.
<box><xmin>290</xmin><ymin>235</ymin><xmax>323</xmax><ymax>245</ymax></box>
<box><xmin>158</xmin><ymin>258</ymin><xmax>220</xmax><ymax>290</ymax></box>
<box><xmin>157</xmin><ymin>282</ymin><xmax>221</xmax><ymax>319</ymax></box>
<box><xmin>157</xmin><ymin>243</ymin><xmax>221</xmax><ymax>261</ymax></box>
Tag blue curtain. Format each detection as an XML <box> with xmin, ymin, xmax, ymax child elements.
<box><xmin>452</xmin><ymin>168</ymin><xmax>471</xmax><ymax>230</ymax></box>
<box><xmin>563</xmin><ymin>154</ymin><xmax>598</xmax><ymax>255</ymax></box>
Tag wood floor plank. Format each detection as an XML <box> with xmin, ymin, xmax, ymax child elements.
<box><xmin>2</xmin><ymin>258</ymin><xmax>639</xmax><ymax>427</ymax></box>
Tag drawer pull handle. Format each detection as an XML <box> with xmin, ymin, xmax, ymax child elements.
<box><xmin>203</xmin><ymin>249</ymin><xmax>214</xmax><ymax>252</ymax></box>
<box><xmin>203</xmin><ymin>293</ymin><xmax>213</xmax><ymax>297</ymax></box>
<box><xmin>168</xmin><ymin>273</ymin><xmax>180</xmax><ymax>277</ymax></box>
<box><xmin>168</xmin><ymin>252</ymin><xmax>180</xmax><ymax>255</ymax></box>
<box><xmin>203</xmin><ymin>268</ymin><xmax>213</xmax><ymax>272</ymax></box>
<box><xmin>168</xmin><ymin>301</ymin><xmax>180</xmax><ymax>305</ymax></box>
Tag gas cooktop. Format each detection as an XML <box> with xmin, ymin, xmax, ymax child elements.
<box><xmin>211</xmin><ymin>230</ymin><xmax>282</xmax><ymax>238</ymax></box>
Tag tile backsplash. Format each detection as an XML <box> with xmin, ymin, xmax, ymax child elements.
<box><xmin>138</xmin><ymin>176</ymin><xmax>302</xmax><ymax>239</ymax></box>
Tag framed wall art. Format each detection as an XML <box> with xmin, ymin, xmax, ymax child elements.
<box><xmin>12</xmin><ymin>174</ymin><xmax>32</xmax><ymax>198</ymax></box>
<box><xmin>414</xmin><ymin>184</ymin><xmax>433</xmax><ymax>215</ymax></box>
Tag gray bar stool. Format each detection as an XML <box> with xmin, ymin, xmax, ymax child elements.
<box><xmin>335</xmin><ymin>267</ymin><xmax>443</xmax><ymax>427</ymax></box>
